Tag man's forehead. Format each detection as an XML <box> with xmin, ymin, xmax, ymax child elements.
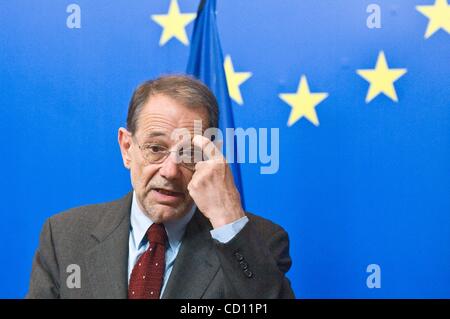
<box><xmin>141</xmin><ymin>127</ymin><xmax>200</xmax><ymax>137</ymax></box>
<box><xmin>137</xmin><ymin>94</ymin><xmax>209</xmax><ymax>133</ymax></box>
<box><xmin>139</xmin><ymin>120</ymin><xmax>206</xmax><ymax>137</ymax></box>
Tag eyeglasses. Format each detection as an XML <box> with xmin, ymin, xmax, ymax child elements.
<box><xmin>134</xmin><ymin>140</ymin><xmax>203</xmax><ymax>171</ymax></box>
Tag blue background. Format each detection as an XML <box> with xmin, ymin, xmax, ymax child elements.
<box><xmin>1</xmin><ymin>0</ymin><xmax>449</xmax><ymax>298</ymax></box>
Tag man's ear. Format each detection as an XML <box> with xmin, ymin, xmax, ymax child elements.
<box><xmin>118</xmin><ymin>127</ymin><xmax>132</xmax><ymax>169</ymax></box>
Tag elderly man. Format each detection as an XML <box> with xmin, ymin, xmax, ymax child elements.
<box><xmin>27</xmin><ymin>75</ymin><xmax>295</xmax><ymax>299</ymax></box>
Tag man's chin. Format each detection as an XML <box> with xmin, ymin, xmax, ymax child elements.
<box><xmin>144</xmin><ymin>203</ymin><xmax>187</xmax><ymax>223</ymax></box>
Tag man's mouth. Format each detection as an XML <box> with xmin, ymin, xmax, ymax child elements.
<box><xmin>150</xmin><ymin>187</ymin><xmax>185</xmax><ymax>204</ymax></box>
<box><xmin>152</xmin><ymin>188</ymin><xmax>184</xmax><ymax>197</ymax></box>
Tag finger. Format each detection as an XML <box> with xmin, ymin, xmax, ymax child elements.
<box><xmin>194</xmin><ymin>158</ymin><xmax>225</xmax><ymax>173</ymax></box>
<box><xmin>192</xmin><ymin>134</ymin><xmax>224</xmax><ymax>161</ymax></box>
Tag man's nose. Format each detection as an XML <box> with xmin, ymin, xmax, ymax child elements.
<box><xmin>158</xmin><ymin>153</ymin><xmax>182</xmax><ymax>180</ymax></box>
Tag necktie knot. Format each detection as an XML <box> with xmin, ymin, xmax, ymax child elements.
<box><xmin>147</xmin><ymin>223</ymin><xmax>167</xmax><ymax>245</ymax></box>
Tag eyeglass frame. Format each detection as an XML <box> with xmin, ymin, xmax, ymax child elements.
<box><xmin>130</xmin><ymin>134</ymin><xmax>202</xmax><ymax>171</ymax></box>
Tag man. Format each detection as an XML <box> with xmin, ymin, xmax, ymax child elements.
<box><xmin>27</xmin><ymin>75</ymin><xmax>295</xmax><ymax>299</ymax></box>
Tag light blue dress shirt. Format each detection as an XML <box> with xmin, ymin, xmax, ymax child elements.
<box><xmin>128</xmin><ymin>191</ymin><xmax>249</xmax><ymax>297</ymax></box>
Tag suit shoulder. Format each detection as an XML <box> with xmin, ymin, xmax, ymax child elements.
<box><xmin>49</xmin><ymin>202</ymin><xmax>105</xmax><ymax>227</ymax></box>
<box><xmin>47</xmin><ymin>193</ymin><xmax>131</xmax><ymax>235</ymax></box>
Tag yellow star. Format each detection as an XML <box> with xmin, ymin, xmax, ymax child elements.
<box><xmin>151</xmin><ymin>0</ymin><xmax>196</xmax><ymax>46</ymax></box>
<box><xmin>224</xmin><ymin>55</ymin><xmax>252</xmax><ymax>105</ymax></box>
<box><xmin>416</xmin><ymin>0</ymin><xmax>450</xmax><ymax>39</ymax></box>
<box><xmin>356</xmin><ymin>51</ymin><xmax>407</xmax><ymax>103</ymax></box>
<box><xmin>279</xmin><ymin>75</ymin><xmax>328</xmax><ymax>127</ymax></box>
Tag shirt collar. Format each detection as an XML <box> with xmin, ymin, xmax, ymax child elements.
<box><xmin>130</xmin><ymin>191</ymin><xmax>196</xmax><ymax>251</ymax></box>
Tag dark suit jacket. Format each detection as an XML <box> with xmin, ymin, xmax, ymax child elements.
<box><xmin>27</xmin><ymin>192</ymin><xmax>295</xmax><ymax>298</ymax></box>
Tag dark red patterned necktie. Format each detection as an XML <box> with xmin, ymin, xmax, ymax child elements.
<box><xmin>128</xmin><ymin>223</ymin><xmax>167</xmax><ymax>299</ymax></box>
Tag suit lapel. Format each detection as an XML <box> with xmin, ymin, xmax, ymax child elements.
<box><xmin>162</xmin><ymin>209</ymin><xmax>220</xmax><ymax>299</ymax></box>
<box><xmin>84</xmin><ymin>192</ymin><xmax>132</xmax><ymax>299</ymax></box>
<box><xmin>82</xmin><ymin>194</ymin><xmax>219</xmax><ymax>299</ymax></box>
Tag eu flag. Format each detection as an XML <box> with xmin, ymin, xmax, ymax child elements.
<box><xmin>186</xmin><ymin>0</ymin><xmax>245</xmax><ymax>206</ymax></box>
